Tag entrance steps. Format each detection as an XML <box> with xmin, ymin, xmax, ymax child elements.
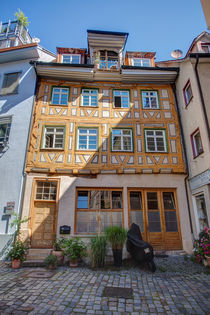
<box><xmin>154</xmin><ymin>250</ymin><xmax>187</xmax><ymax>256</ymax></box>
<box><xmin>23</xmin><ymin>248</ymin><xmax>52</xmax><ymax>267</ymax></box>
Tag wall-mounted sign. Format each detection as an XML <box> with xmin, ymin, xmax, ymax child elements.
<box><xmin>190</xmin><ymin>170</ymin><xmax>210</xmax><ymax>191</ymax></box>
<box><xmin>5</xmin><ymin>201</ymin><xmax>15</xmax><ymax>215</ymax></box>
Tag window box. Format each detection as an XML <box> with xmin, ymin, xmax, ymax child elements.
<box><xmin>141</xmin><ymin>90</ymin><xmax>159</xmax><ymax>109</ymax></box>
<box><xmin>144</xmin><ymin>129</ymin><xmax>167</xmax><ymax>152</ymax></box>
<box><xmin>112</xmin><ymin>128</ymin><xmax>133</xmax><ymax>152</ymax></box>
<box><xmin>113</xmin><ymin>90</ymin><xmax>130</xmax><ymax>108</ymax></box>
<box><xmin>191</xmin><ymin>128</ymin><xmax>203</xmax><ymax>158</ymax></box>
<box><xmin>77</xmin><ymin>128</ymin><xmax>98</xmax><ymax>150</ymax></box>
<box><xmin>0</xmin><ymin>117</ymin><xmax>12</xmax><ymax>146</ymax></box>
<box><xmin>81</xmin><ymin>89</ymin><xmax>98</xmax><ymax>107</ymax></box>
<box><xmin>132</xmin><ymin>58</ymin><xmax>151</xmax><ymax>67</ymax></box>
<box><xmin>76</xmin><ymin>189</ymin><xmax>123</xmax><ymax>234</ymax></box>
<box><xmin>183</xmin><ymin>80</ymin><xmax>193</xmax><ymax>106</ymax></box>
<box><xmin>51</xmin><ymin>87</ymin><xmax>69</xmax><ymax>106</ymax></box>
<box><xmin>62</xmin><ymin>54</ymin><xmax>81</xmax><ymax>64</ymax></box>
<box><xmin>42</xmin><ymin>126</ymin><xmax>65</xmax><ymax>149</ymax></box>
<box><xmin>0</xmin><ymin>72</ymin><xmax>21</xmax><ymax>95</ymax></box>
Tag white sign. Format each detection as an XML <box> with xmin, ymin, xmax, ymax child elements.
<box><xmin>190</xmin><ymin>170</ymin><xmax>210</xmax><ymax>191</ymax></box>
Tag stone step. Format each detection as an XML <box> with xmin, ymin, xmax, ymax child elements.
<box><xmin>22</xmin><ymin>260</ymin><xmax>46</xmax><ymax>267</ymax></box>
<box><xmin>26</xmin><ymin>248</ymin><xmax>52</xmax><ymax>261</ymax></box>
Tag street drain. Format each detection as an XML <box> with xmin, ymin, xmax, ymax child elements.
<box><xmin>102</xmin><ymin>286</ymin><xmax>133</xmax><ymax>298</ymax></box>
<box><xmin>25</xmin><ymin>271</ymin><xmax>55</xmax><ymax>278</ymax></box>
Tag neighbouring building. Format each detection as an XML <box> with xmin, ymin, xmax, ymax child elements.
<box><xmin>0</xmin><ymin>20</ymin><xmax>55</xmax><ymax>256</ymax></box>
<box><xmin>20</xmin><ymin>30</ymin><xmax>193</xmax><ymax>254</ymax></box>
<box><xmin>201</xmin><ymin>0</ymin><xmax>210</xmax><ymax>30</ymax></box>
<box><xmin>158</xmin><ymin>31</ymin><xmax>210</xmax><ymax>238</ymax></box>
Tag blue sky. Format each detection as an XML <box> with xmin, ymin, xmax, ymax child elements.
<box><xmin>1</xmin><ymin>0</ymin><xmax>208</xmax><ymax>61</ymax></box>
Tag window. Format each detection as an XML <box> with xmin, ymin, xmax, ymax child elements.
<box><xmin>201</xmin><ymin>43</ymin><xmax>210</xmax><ymax>53</ymax></box>
<box><xmin>163</xmin><ymin>192</ymin><xmax>178</xmax><ymax>232</ymax></box>
<box><xmin>133</xmin><ymin>58</ymin><xmax>151</xmax><ymax>67</ymax></box>
<box><xmin>62</xmin><ymin>54</ymin><xmax>81</xmax><ymax>64</ymax></box>
<box><xmin>113</xmin><ymin>90</ymin><xmax>130</xmax><ymax>108</ymax></box>
<box><xmin>0</xmin><ymin>72</ymin><xmax>21</xmax><ymax>95</ymax></box>
<box><xmin>35</xmin><ymin>181</ymin><xmax>57</xmax><ymax>201</ymax></box>
<box><xmin>42</xmin><ymin>126</ymin><xmax>65</xmax><ymax>149</ymax></box>
<box><xmin>142</xmin><ymin>91</ymin><xmax>159</xmax><ymax>109</ymax></box>
<box><xmin>183</xmin><ymin>80</ymin><xmax>193</xmax><ymax>106</ymax></box>
<box><xmin>99</xmin><ymin>50</ymin><xmax>119</xmax><ymax>69</ymax></box>
<box><xmin>76</xmin><ymin>189</ymin><xmax>123</xmax><ymax>234</ymax></box>
<box><xmin>191</xmin><ymin>128</ymin><xmax>203</xmax><ymax>158</ymax></box>
<box><xmin>147</xmin><ymin>192</ymin><xmax>161</xmax><ymax>232</ymax></box>
<box><xmin>129</xmin><ymin>192</ymin><xmax>144</xmax><ymax>232</ymax></box>
<box><xmin>112</xmin><ymin>129</ymin><xmax>133</xmax><ymax>152</ymax></box>
<box><xmin>51</xmin><ymin>87</ymin><xmax>69</xmax><ymax>105</ymax></box>
<box><xmin>0</xmin><ymin>117</ymin><xmax>11</xmax><ymax>145</ymax></box>
<box><xmin>77</xmin><ymin>128</ymin><xmax>98</xmax><ymax>150</ymax></box>
<box><xmin>145</xmin><ymin>129</ymin><xmax>167</xmax><ymax>152</ymax></box>
<box><xmin>81</xmin><ymin>89</ymin><xmax>98</xmax><ymax>107</ymax></box>
<box><xmin>195</xmin><ymin>194</ymin><xmax>208</xmax><ymax>232</ymax></box>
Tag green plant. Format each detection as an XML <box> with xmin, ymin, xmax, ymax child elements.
<box><xmin>193</xmin><ymin>227</ymin><xmax>210</xmax><ymax>264</ymax></box>
<box><xmin>14</xmin><ymin>9</ymin><xmax>29</xmax><ymax>28</ymax></box>
<box><xmin>53</xmin><ymin>238</ymin><xmax>65</xmax><ymax>251</ymax></box>
<box><xmin>105</xmin><ymin>226</ymin><xmax>127</xmax><ymax>250</ymax></box>
<box><xmin>184</xmin><ymin>254</ymin><xmax>188</xmax><ymax>261</ymax></box>
<box><xmin>45</xmin><ymin>254</ymin><xmax>58</xmax><ymax>268</ymax></box>
<box><xmin>63</xmin><ymin>237</ymin><xmax>86</xmax><ymax>260</ymax></box>
<box><xmin>10</xmin><ymin>212</ymin><xmax>30</xmax><ymax>242</ymax></box>
<box><xmin>7</xmin><ymin>240</ymin><xmax>28</xmax><ymax>262</ymax></box>
<box><xmin>90</xmin><ymin>236</ymin><xmax>107</xmax><ymax>268</ymax></box>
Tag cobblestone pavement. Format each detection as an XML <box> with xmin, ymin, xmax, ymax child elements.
<box><xmin>0</xmin><ymin>256</ymin><xmax>210</xmax><ymax>315</ymax></box>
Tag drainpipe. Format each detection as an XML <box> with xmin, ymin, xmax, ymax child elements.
<box><xmin>18</xmin><ymin>63</ymin><xmax>39</xmax><ymax>223</ymax></box>
<box><xmin>171</xmin><ymin>84</ymin><xmax>193</xmax><ymax>237</ymax></box>
<box><xmin>194</xmin><ymin>54</ymin><xmax>210</xmax><ymax>142</ymax></box>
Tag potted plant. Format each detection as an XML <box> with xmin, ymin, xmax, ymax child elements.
<box><xmin>63</xmin><ymin>237</ymin><xmax>86</xmax><ymax>267</ymax></box>
<box><xmin>193</xmin><ymin>226</ymin><xmax>210</xmax><ymax>266</ymax></box>
<box><xmin>45</xmin><ymin>254</ymin><xmax>58</xmax><ymax>270</ymax></box>
<box><xmin>90</xmin><ymin>235</ymin><xmax>107</xmax><ymax>268</ymax></box>
<box><xmin>105</xmin><ymin>226</ymin><xmax>127</xmax><ymax>267</ymax></box>
<box><xmin>7</xmin><ymin>240</ymin><xmax>28</xmax><ymax>269</ymax></box>
<box><xmin>52</xmin><ymin>238</ymin><xmax>65</xmax><ymax>265</ymax></box>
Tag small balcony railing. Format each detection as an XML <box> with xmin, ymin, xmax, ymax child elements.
<box><xmin>0</xmin><ymin>21</ymin><xmax>32</xmax><ymax>45</ymax></box>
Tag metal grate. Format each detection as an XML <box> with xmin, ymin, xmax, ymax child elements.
<box><xmin>102</xmin><ymin>286</ymin><xmax>133</xmax><ymax>298</ymax></box>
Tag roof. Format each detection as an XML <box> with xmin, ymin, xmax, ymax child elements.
<box><xmin>87</xmin><ymin>30</ymin><xmax>129</xmax><ymax>36</ymax></box>
<box><xmin>185</xmin><ymin>31</ymin><xmax>210</xmax><ymax>57</ymax></box>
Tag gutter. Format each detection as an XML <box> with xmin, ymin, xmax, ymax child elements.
<box><xmin>171</xmin><ymin>84</ymin><xmax>193</xmax><ymax>237</ymax></box>
<box><xmin>191</xmin><ymin>54</ymin><xmax>210</xmax><ymax>143</ymax></box>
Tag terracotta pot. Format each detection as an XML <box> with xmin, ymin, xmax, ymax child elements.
<box><xmin>52</xmin><ymin>250</ymin><xmax>64</xmax><ymax>265</ymax></box>
<box><xmin>12</xmin><ymin>259</ymin><xmax>21</xmax><ymax>269</ymax></box>
<box><xmin>48</xmin><ymin>264</ymin><xmax>57</xmax><ymax>270</ymax></box>
<box><xmin>69</xmin><ymin>258</ymin><xmax>78</xmax><ymax>268</ymax></box>
<box><xmin>205</xmin><ymin>256</ymin><xmax>210</xmax><ymax>267</ymax></box>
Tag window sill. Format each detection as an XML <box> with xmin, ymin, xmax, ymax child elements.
<box><xmin>193</xmin><ymin>150</ymin><xmax>204</xmax><ymax>159</ymax></box>
<box><xmin>0</xmin><ymin>92</ymin><xmax>18</xmax><ymax>96</ymax></box>
<box><xmin>143</xmin><ymin>107</ymin><xmax>160</xmax><ymax>110</ymax></box>
<box><xmin>146</xmin><ymin>151</ymin><xmax>167</xmax><ymax>153</ymax></box>
<box><xmin>76</xmin><ymin>149</ymin><xmax>98</xmax><ymax>152</ymax></box>
<box><xmin>80</xmin><ymin>105</ymin><xmax>98</xmax><ymax>108</ymax></box>
<box><xmin>49</xmin><ymin>103</ymin><xmax>68</xmax><ymax>106</ymax></box>
<box><xmin>40</xmin><ymin>148</ymin><xmax>64</xmax><ymax>151</ymax></box>
<box><xmin>185</xmin><ymin>96</ymin><xmax>193</xmax><ymax>107</ymax></box>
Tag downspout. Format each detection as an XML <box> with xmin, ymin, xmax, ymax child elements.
<box><xmin>194</xmin><ymin>54</ymin><xmax>210</xmax><ymax>142</ymax></box>
<box><xmin>18</xmin><ymin>62</ymin><xmax>38</xmax><ymax>223</ymax></box>
<box><xmin>171</xmin><ymin>83</ymin><xmax>193</xmax><ymax>237</ymax></box>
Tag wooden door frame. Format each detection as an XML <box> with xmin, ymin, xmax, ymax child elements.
<box><xmin>29</xmin><ymin>177</ymin><xmax>60</xmax><ymax>248</ymax></box>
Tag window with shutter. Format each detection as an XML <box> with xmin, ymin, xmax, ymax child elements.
<box><xmin>0</xmin><ymin>72</ymin><xmax>21</xmax><ymax>95</ymax></box>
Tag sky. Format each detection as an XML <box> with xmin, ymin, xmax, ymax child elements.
<box><xmin>1</xmin><ymin>0</ymin><xmax>208</xmax><ymax>61</ymax></box>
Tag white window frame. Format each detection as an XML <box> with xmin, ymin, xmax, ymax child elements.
<box><xmin>0</xmin><ymin>116</ymin><xmax>12</xmax><ymax>145</ymax></box>
<box><xmin>145</xmin><ymin>129</ymin><xmax>167</xmax><ymax>152</ymax></box>
<box><xmin>113</xmin><ymin>90</ymin><xmax>130</xmax><ymax>108</ymax></box>
<box><xmin>112</xmin><ymin>128</ymin><xmax>133</xmax><ymax>152</ymax></box>
<box><xmin>0</xmin><ymin>72</ymin><xmax>21</xmax><ymax>95</ymax></box>
<box><xmin>51</xmin><ymin>87</ymin><xmax>69</xmax><ymax>105</ymax></box>
<box><xmin>142</xmin><ymin>91</ymin><xmax>159</xmax><ymax>109</ymax></box>
<box><xmin>191</xmin><ymin>128</ymin><xmax>203</xmax><ymax>158</ymax></box>
<box><xmin>43</xmin><ymin>126</ymin><xmax>65</xmax><ymax>149</ymax></box>
<box><xmin>201</xmin><ymin>43</ymin><xmax>210</xmax><ymax>53</ymax></box>
<box><xmin>81</xmin><ymin>89</ymin><xmax>98</xmax><ymax>107</ymax></box>
<box><xmin>77</xmin><ymin>128</ymin><xmax>98</xmax><ymax>151</ymax></box>
<box><xmin>62</xmin><ymin>54</ymin><xmax>81</xmax><ymax>64</ymax></box>
<box><xmin>132</xmin><ymin>58</ymin><xmax>151</xmax><ymax>67</ymax></box>
<box><xmin>183</xmin><ymin>81</ymin><xmax>193</xmax><ymax>106</ymax></box>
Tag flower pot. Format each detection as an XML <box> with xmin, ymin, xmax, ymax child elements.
<box><xmin>12</xmin><ymin>259</ymin><xmax>21</xmax><ymax>269</ymax></box>
<box><xmin>69</xmin><ymin>258</ymin><xmax>78</xmax><ymax>267</ymax></box>
<box><xmin>112</xmin><ymin>249</ymin><xmax>122</xmax><ymax>267</ymax></box>
<box><xmin>52</xmin><ymin>250</ymin><xmax>64</xmax><ymax>265</ymax></box>
<box><xmin>48</xmin><ymin>264</ymin><xmax>57</xmax><ymax>270</ymax></box>
<box><xmin>205</xmin><ymin>256</ymin><xmax>210</xmax><ymax>267</ymax></box>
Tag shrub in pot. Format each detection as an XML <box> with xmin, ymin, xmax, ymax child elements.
<box><xmin>52</xmin><ymin>238</ymin><xmax>65</xmax><ymax>265</ymax></box>
<box><xmin>193</xmin><ymin>226</ymin><xmax>210</xmax><ymax>266</ymax></box>
<box><xmin>105</xmin><ymin>226</ymin><xmax>127</xmax><ymax>267</ymax></box>
<box><xmin>63</xmin><ymin>237</ymin><xmax>86</xmax><ymax>267</ymax></box>
<box><xmin>7</xmin><ymin>240</ymin><xmax>28</xmax><ymax>269</ymax></box>
<box><xmin>90</xmin><ymin>235</ymin><xmax>107</xmax><ymax>268</ymax></box>
<box><xmin>45</xmin><ymin>254</ymin><xmax>58</xmax><ymax>270</ymax></box>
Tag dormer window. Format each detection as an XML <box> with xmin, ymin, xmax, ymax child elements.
<box><xmin>98</xmin><ymin>50</ymin><xmax>119</xmax><ymax>70</ymax></box>
<box><xmin>132</xmin><ymin>58</ymin><xmax>151</xmax><ymax>67</ymax></box>
<box><xmin>62</xmin><ymin>54</ymin><xmax>81</xmax><ymax>64</ymax></box>
<box><xmin>201</xmin><ymin>43</ymin><xmax>210</xmax><ymax>53</ymax></box>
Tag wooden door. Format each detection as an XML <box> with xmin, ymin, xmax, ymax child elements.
<box><xmin>31</xmin><ymin>201</ymin><xmax>56</xmax><ymax>248</ymax></box>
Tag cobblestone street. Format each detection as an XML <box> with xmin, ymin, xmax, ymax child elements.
<box><xmin>0</xmin><ymin>256</ymin><xmax>210</xmax><ymax>315</ymax></box>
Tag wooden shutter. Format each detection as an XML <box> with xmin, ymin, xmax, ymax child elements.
<box><xmin>1</xmin><ymin>72</ymin><xmax>21</xmax><ymax>95</ymax></box>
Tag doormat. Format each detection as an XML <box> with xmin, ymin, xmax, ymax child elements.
<box><xmin>25</xmin><ymin>270</ymin><xmax>55</xmax><ymax>278</ymax></box>
<box><xmin>102</xmin><ymin>286</ymin><xmax>133</xmax><ymax>299</ymax></box>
